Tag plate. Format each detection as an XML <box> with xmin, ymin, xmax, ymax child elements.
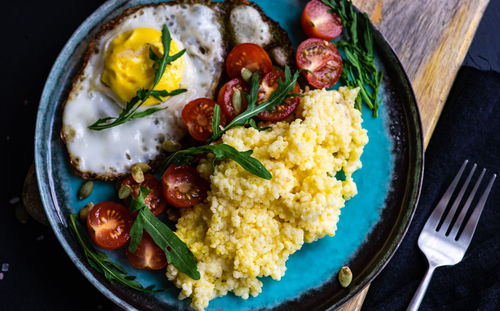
<box><xmin>35</xmin><ymin>0</ymin><xmax>423</xmax><ymax>310</ymax></box>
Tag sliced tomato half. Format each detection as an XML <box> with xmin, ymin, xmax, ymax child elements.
<box><xmin>86</xmin><ymin>201</ymin><xmax>132</xmax><ymax>250</ymax></box>
<box><xmin>301</xmin><ymin>0</ymin><xmax>343</xmax><ymax>40</ymax></box>
<box><xmin>257</xmin><ymin>70</ymin><xmax>301</xmax><ymax>121</ymax></box>
<box><xmin>182</xmin><ymin>98</ymin><xmax>226</xmax><ymax>142</ymax></box>
<box><xmin>126</xmin><ymin>232</ymin><xmax>167</xmax><ymax>270</ymax></box>
<box><xmin>226</xmin><ymin>43</ymin><xmax>273</xmax><ymax>79</ymax></box>
<box><xmin>162</xmin><ymin>165</ymin><xmax>209</xmax><ymax>208</ymax></box>
<box><xmin>217</xmin><ymin>78</ymin><xmax>249</xmax><ymax>122</ymax></box>
<box><xmin>121</xmin><ymin>174</ymin><xmax>166</xmax><ymax>217</ymax></box>
<box><xmin>296</xmin><ymin>38</ymin><xmax>342</xmax><ymax>89</ymax></box>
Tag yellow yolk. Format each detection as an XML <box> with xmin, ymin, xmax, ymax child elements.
<box><xmin>101</xmin><ymin>27</ymin><xmax>184</xmax><ymax>106</ymax></box>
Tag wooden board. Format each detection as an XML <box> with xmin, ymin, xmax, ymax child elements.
<box><xmin>341</xmin><ymin>0</ymin><xmax>490</xmax><ymax>309</ymax></box>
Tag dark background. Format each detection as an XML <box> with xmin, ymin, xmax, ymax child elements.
<box><xmin>1</xmin><ymin>1</ymin><xmax>499</xmax><ymax>310</ymax></box>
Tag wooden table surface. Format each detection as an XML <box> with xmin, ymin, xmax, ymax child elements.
<box><xmin>341</xmin><ymin>0</ymin><xmax>490</xmax><ymax>310</ymax></box>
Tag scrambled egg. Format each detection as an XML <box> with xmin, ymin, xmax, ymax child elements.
<box><xmin>166</xmin><ymin>88</ymin><xmax>368</xmax><ymax>311</ymax></box>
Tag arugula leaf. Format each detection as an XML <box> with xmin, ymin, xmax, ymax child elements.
<box><xmin>164</xmin><ymin>144</ymin><xmax>272</xmax><ymax>180</ymax></box>
<box><xmin>128</xmin><ymin>216</ymin><xmax>144</xmax><ymax>253</ymax></box>
<box><xmin>128</xmin><ymin>187</ymin><xmax>152</xmax><ymax>214</ymax></box>
<box><xmin>68</xmin><ymin>214</ymin><xmax>161</xmax><ymax>292</ymax></box>
<box><xmin>211</xmin><ymin>104</ymin><xmax>223</xmax><ymax>140</ymax></box>
<box><xmin>138</xmin><ymin>207</ymin><xmax>200</xmax><ymax>280</ymax></box>
<box><xmin>321</xmin><ymin>0</ymin><xmax>383</xmax><ymax>116</ymax></box>
<box><xmin>88</xmin><ymin>24</ymin><xmax>187</xmax><ymax>130</ymax></box>
<box><xmin>248</xmin><ymin>119</ymin><xmax>271</xmax><ymax>132</ymax></box>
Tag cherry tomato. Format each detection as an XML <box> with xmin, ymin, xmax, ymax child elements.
<box><xmin>121</xmin><ymin>174</ymin><xmax>166</xmax><ymax>217</ymax></box>
<box><xmin>301</xmin><ymin>0</ymin><xmax>343</xmax><ymax>40</ymax></box>
<box><xmin>162</xmin><ymin>165</ymin><xmax>209</xmax><ymax>208</ymax></box>
<box><xmin>86</xmin><ymin>201</ymin><xmax>132</xmax><ymax>250</ymax></box>
<box><xmin>296</xmin><ymin>38</ymin><xmax>342</xmax><ymax>89</ymax></box>
<box><xmin>257</xmin><ymin>70</ymin><xmax>301</xmax><ymax>121</ymax></box>
<box><xmin>182</xmin><ymin>98</ymin><xmax>226</xmax><ymax>142</ymax></box>
<box><xmin>226</xmin><ymin>43</ymin><xmax>273</xmax><ymax>79</ymax></box>
<box><xmin>217</xmin><ymin>78</ymin><xmax>249</xmax><ymax>122</ymax></box>
<box><xmin>126</xmin><ymin>232</ymin><xmax>167</xmax><ymax>270</ymax></box>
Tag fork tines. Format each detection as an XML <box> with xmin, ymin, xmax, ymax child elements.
<box><xmin>425</xmin><ymin>160</ymin><xmax>496</xmax><ymax>241</ymax></box>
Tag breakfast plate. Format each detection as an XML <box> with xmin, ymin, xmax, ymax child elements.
<box><xmin>35</xmin><ymin>0</ymin><xmax>423</xmax><ymax>310</ymax></box>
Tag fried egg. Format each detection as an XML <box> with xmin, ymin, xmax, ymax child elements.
<box><xmin>61</xmin><ymin>3</ymin><xmax>226</xmax><ymax>180</ymax></box>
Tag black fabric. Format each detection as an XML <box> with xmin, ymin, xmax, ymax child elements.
<box><xmin>362</xmin><ymin>67</ymin><xmax>500</xmax><ymax>311</ymax></box>
<box><xmin>0</xmin><ymin>0</ymin><xmax>499</xmax><ymax>310</ymax></box>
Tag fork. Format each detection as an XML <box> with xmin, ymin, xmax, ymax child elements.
<box><xmin>407</xmin><ymin>160</ymin><xmax>496</xmax><ymax>311</ymax></box>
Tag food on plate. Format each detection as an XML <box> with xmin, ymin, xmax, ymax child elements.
<box><xmin>225</xmin><ymin>43</ymin><xmax>273</xmax><ymax>79</ymax></box>
<box><xmin>296</xmin><ymin>38</ymin><xmax>343</xmax><ymax>89</ymax></box>
<box><xmin>301</xmin><ymin>0</ymin><xmax>343</xmax><ymax>40</ymax></box>
<box><xmin>126</xmin><ymin>232</ymin><xmax>168</xmax><ymax>270</ymax></box>
<box><xmin>182</xmin><ymin>98</ymin><xmax>226</xmax><ymax>142</ymax></box>
<box><xmin>61</xmin><ymin>1</ymin><xmax>296</xmax><ymax>181</ymax></box>
<box><xmin>166</xmin><ymin>88</ymin><xmax>368</xmax><ymax>310</ymax></box>
<box><xmin>61</xmin><ymin>3</ymin><xmax>227</xmax><ymax>180</ymax></box>
<box><xmin>86</xmin><ymin>201</ymin><xmax>132</xmax><ymax>250</ymax></box>
<box><xmin>256</xmin><ymin>70</ymin><xmax>301</xmax><ymax>121</ymax></box>
<box><xmin>217</xmin><ymin>78</ymin><xmax>249</xmax><ymax>122</ymax></box>
<box><xmin>121</xmin><ymin>174</ymin><xmax>166</xmax><ymax>216</ymax></box>
<box><xmin>63</xmin><ymin>0</ymin><xmax>384</xmax><ymax>309</ymax></box>
<box><xmin>338</xmin><ymin>266</ymin><xmax>353</xmax><ymax>288</ymax></box>
<box><xmin>162</xmin><ymin>165</ymin><xmax>209</xmax><ymax>208</ymax></box>
<box><xmin>228</xmin><ymin>2</ymin><xmax>294</xmax><ymax>67</ymax></box>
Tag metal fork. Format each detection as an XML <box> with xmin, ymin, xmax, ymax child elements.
<box><xmin>407</xmin><ymin>160</ymin><xmax>496</xmax><ymax>311</ymax></box>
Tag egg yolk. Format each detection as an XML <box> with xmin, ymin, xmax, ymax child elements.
<box><xmin>101</xmin><ymin>27</ymin><xmax>184</xmax><ymax>106</ymax></box>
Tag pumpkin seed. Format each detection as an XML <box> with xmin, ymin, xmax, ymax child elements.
<box><xmin>338</xmin><ymin>266</ymin><xmax>352</xmax><ymax>288</ymax></box>
<box><xmin>232</xmin><ymin>89</ymin><xmax>243</xmax><ymax>114</ymax></box>
<box><xmin>118</xmin><ymin>185</ymin><xmax>132</xmax><ymax>199</ymax></box>
<box><xmin>132</xmin><ymin>162</ymin><xmax>151</xmax><ymax>173</ymax></box>
<box><xmin>131</xmin><ymin>165</ymin><xmax>144</xmax><ymax>183</ymax></box>
<box><xmin>78</xmin><ymin>181</ymin><xmax>93</xmax><ymax>200</ymax></box>
<box><xmin>79</xmin><ymin>202</ymin><xmax>94</xmax><ymax>222</ymax></box>
<box><xmin>162</xmin><ymin>140</ymin><xmax>182</xmax><ymax>152</ymax></box>
<box><xmin>15</xmin><ymin>202</ymin><xmax>29</xmax><ymax>224</ymax></box>
<box><xmin>241</xmin><ymin>67</ymin><xmax>252</xmax><ymax>82</ymax></box>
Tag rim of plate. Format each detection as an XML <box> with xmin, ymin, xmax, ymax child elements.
<box><xmin>35</xmin><ymin>1</ymin><xmax>424</xmax><ymax>310</ymax></box>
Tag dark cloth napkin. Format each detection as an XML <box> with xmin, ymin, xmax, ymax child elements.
<box><xmin>362</xmin><ymin>66</ymin><xmax>500</xmax><ymax>311</ymax></box>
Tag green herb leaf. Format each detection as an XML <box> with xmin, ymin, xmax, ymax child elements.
<box><xmin>321</xmin><ymin>0</ymin><xmax>383</xmax><ymax>116</ymax></box>
<box><xmin>128</xmin><ymin>216</ymin><xmax>144</xmax><ymax>253</ymax></box>
<box><xmin>248</xmin><ymin>119</ymin><xmax>272</xmax><ymax>132</ymax></box>
<box><xmin>68</xmin><ymin>214</ymin><xmax>161</xmax><ymax>292</ymax></box>
<box><xmin>163</xmin><ymin>144</ymin><xmax>271</xmax><ymax>180</ymax></box>
<box><xmin>128</xmin><ymin>187</ymin><xmax>152</xmax><ymax>214</ymax></box>
<box><xmin>211</xmin><ymin>104</ymin><xmax>223</xmax><ymax>140</ymax></box>
<box><xmin>88</xmin><ymin>24</ymin><xmax>187</xmax><ymax>130</ymax></box>
<box><xmin>138</xmin><ymin>207</ymin><xmax>200</xmax><ymax>280</ymax></box>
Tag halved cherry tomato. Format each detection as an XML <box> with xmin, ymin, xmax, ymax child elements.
<box><xmin>126</xmin><ymin>232</ymin><xmax>167</xmax><ymax>270</ymax></box>
<box><xmin>257</xmin><ymin>70</ymin><xmax>301</xmax><ymax>121</ymax></box>
<box><xmin>296</xmin><ymin>38</ymin><xmax>342</xmax><ymax>89</ymax></box>
<box><xmin>182</xmin><ymin>98</ymin><xmax>226</xmax><ymax>142</ymax></box>
<box><xmin>162</xmin><ymin>165</ymin><xmax>209</xmax><ymax>208</ymax></box>
<box><xmin>86</xmin><ymin>201</ymin><xmax>132</xmax><ymax>250</ymax></box>
<box><xmin>301</xmin><ymin>0</ymin><xmax>343</xmax><ymax>40</ymax></box>
<box><xmin>226</xmin><ymin>43</ymin><xmax>273</xmax><ymax>79</ymax></box>
<box><xmin>217</xmin><ymin>78</ymin><xmax>249</xmax><ymax>122</ymax></box>
<box><xmin>121</xmin><ymin>174</ymin><xmax>166</xmax><ymax>217</ymax></box>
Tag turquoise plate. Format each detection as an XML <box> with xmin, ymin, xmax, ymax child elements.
<box><xmin>35</xmin><ymin>0</ymin><xmax>423</xmax><ymax>310</ymax></box>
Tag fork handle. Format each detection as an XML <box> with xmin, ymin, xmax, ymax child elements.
<box><xmin>406</xmin><ymin>265</ymin><xmax>436</xmax><ymax>311</ymax></box>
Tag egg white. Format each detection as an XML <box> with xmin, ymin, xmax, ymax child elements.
<box><xmin>62</xmin><ymin>3</ymin><xmax>226</xmax><ymax>179</ymax></box>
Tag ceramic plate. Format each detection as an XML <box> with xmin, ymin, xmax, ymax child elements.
<box><xmin>35</xmin><ymin>0</ymin><xmax>424</xmax><ymax>310</ymax></box>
